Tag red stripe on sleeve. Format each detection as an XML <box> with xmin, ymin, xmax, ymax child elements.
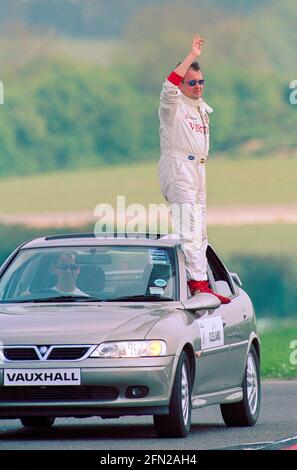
<box><xmin>167</xmin><ymin>71</ymin><xmax>183</xmax><ymax>86</ymax></box>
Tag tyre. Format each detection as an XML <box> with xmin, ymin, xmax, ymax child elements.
<box><xmin>20</xmin><ymin>416</ymin><xmax>55</xmax><ymax>428</ymax></box>
<box><xmin>154</xmin><ymin>350</ymin><xmax>191</xmax><ymax>438</ymax></box>
<box><xmin>220</xmin><ymin>344</ymin><xmax>261</xmax><ymax>426</ymax></box>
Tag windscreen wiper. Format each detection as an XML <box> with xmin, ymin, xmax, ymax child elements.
<box><xmin>11</xmin><ymin>295</ymin><xmax>104</xmax><ymax>303</ymax></box>
<box><xmin>105</xmin><ymin>295</ymin><xmax>174</xmax><ymax>302</ymax></box>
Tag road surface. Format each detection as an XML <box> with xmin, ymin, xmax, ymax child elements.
<box><xmin>0</xmin><ymin>381</ymin><xmax>296</xmax><ymax>450</ymax></box>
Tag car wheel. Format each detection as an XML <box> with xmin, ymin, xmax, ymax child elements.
<box><xmin>153</xmin><ymin>350</ymin><xmax>191</xmax><ymax>438</ymax></box>
<box><xmin>220</xmin><ymin>344</ymin><xmax>261</xmax><ymax>426</ymax></box>
<box><xmin>20</xmin><ymin>416</ymin><xmax>55</xmax><ymax>428</ymax></box>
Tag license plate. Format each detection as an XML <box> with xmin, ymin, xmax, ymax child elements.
<box><xmin>4</xmin><ymin>368</ymin><xmax>81</xmax><ymax>386</ymax></box>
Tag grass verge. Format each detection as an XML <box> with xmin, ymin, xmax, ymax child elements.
<box><xmin>260</xmin><ymin>320</ymin><xmax>297</xmax><ymax>379</ymax></box>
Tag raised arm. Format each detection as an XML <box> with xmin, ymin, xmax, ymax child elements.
<box><xmin>159</xmin><ymin>34</ymin><xmax>205</xmax><ymax>125</ymax></box>
<box><xmin>170</xmin><ymin>34</ymin><xmax>205</xmax><ymax>84</ymax></box>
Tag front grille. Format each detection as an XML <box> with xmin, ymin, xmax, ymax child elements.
<box><xmin>4</xmin><ymin>348</ymin><xmax>39</xmax><ymax>361</ymax></box>
<box><xmin>3</xmin><ymin>346</ymin><xmax>91</xmax><ymax>361</ymax></box>
<box><xmin>0</xmin><ymin>386</ymin><xmax>119</xmax><ymax>402</ymax></box>
<box><xmin>47</xmin><ymin>347</ymin><xmax>89</xmax><ymax>360</ymax></box>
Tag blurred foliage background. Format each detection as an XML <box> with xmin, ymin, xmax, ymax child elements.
<box><xmin>0</xmin><ymin>0</ymin><xmax>296</xmax><ymax>320</ymax></box>
<box><xmin>0</xmin><ymin>0</ymin><xmax>297</xmax><ymax>175</ymax></box>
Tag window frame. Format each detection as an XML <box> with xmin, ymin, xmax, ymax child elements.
<box><xmin>206</xmin><ymin>245</ymin><xmax>236</xmax><ymax>296</ymax></box>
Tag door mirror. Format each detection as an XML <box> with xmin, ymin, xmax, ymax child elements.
<box><xmin>181</xmin><ymin>293</ymin><xmax>221</xmax><ymax>311</ymax></box>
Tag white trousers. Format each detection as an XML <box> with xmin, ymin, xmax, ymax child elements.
<box><xmin>158</xmin><ymin>156</ymin><xmax>208</xmax><ymax>281</ymax></box>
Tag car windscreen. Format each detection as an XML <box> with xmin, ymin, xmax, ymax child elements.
<box><xmin>0</xmin><ymin>246</ymin><xmax>176</xmax><ymax>303</ymax></box>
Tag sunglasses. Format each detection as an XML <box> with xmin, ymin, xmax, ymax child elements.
<box><xmin>185</xmin><ymin>79</ymin><xmax>205</xmax><ymax>87</ymax></box>
<box><xmin>57</xmin><ymin>263</ymin><xmax>79</xmax><ymax>271</ymax></box>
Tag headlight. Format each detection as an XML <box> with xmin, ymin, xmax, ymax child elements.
<box><xmin>90</xmin><ymin>340</ymin><xmax>167</xmax><ymax>358</ymax></box>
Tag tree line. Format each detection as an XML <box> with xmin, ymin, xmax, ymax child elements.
<box><xmin>0</xmin><ymin>56</ymin><xmax>295</xmax><ymax>177</ymax></box>
<box><xmin>0</xmin><ymin>0</ymin><xmax>296</xmax><ymax>177</ymax></box>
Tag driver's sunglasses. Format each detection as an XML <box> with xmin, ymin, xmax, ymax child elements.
<box><xmin>57</xmin><ymin>263</ymin><xmax>79</xmax><ymax>271</ymax></box>
<box><xmin>186</xmin><ymin>79</ymin><xmax>205</xmax><ymax>87</ymax></box>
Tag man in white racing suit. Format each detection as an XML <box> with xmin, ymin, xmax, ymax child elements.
<box><xmin>158</xmin><ymin>34</ymin><xmax>230</xmax><ymax>304</ymax></box>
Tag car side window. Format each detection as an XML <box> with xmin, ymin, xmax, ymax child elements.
<box><xmin>206</xmin><ymin>246</ymin><xmax>235</xmax><ymax>296</ymax></box>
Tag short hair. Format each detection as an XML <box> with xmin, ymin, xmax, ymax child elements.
<box><xmin>176</xmin><ymin>61</ymin><xmax>200</xmax><ymax>71</ymax></box>
<box><xmin>189</xmin><ymin>61</ymin><xmax>200</xmax><ymax>71</ymax></box>
<box><xmin>54</xmin><ymin>251</ymin><xmax>77</xmax><ymax>266</ymax></box>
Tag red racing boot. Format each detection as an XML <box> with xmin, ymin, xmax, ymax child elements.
<box><xmin>187</xmin><ymin>280</ymin><xmax>231</xmax><ymax>304</ymax></box>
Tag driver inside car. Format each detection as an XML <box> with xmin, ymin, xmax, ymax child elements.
<box><xmin>51</xmin><ymin>252</ymin><xmax>87</xmax><ymax>296</ymax></box>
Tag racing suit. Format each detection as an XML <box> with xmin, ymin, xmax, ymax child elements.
<box><xmin>158</xmin><ymin>71</ymin><xmax>214</xmax><ymax>281</ymax></box>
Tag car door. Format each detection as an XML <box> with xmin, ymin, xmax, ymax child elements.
<box><xmin>206</xmin><ymin>246</ymin><xmax>249</xmax><ymax>389</ymax></box>
<box><xmin>192</xmin><ymin>246</ymin><xmax>249</xmax><ymax>395</ymax></box>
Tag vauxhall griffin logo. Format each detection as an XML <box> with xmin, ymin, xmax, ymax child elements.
<box><xmin>38</xmin><ymin>346</ymin><xmax>49</xmax><ymax>356</ymax></box>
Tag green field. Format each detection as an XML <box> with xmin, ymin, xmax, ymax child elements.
<box><xmin>0</xmin><ymin>155</ymin><xmax>296</xmax><ymax>337</ymax></box>
<box><xmin>0</xmin><ymin>155</ymin><xmax>296</xmax><ymax>213</ymax></box>
<box><xmin>260</xmin><ymin>320</ymin><xmax>297</xmax><ymax>378</ymax></box>
<box><xmin>208</xmin><ymin>224</ymin><xmax>297</xmax><ymax>258</ymax></box>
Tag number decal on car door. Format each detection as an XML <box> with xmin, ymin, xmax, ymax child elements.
<box><xmin>198</xmin><ymin>317</ymin><xmax>224</xmax><ymax>350</ymax></box>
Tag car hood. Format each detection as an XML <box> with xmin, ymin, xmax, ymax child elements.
<box><xmin>0</xmin><ymin>302</ymin><xmax>177</xmax><ymax>344</ymax></box>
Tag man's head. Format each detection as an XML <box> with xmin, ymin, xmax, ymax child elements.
<box><xmin>53</xmin><ymin>252</ymin><xmax>80</xmax><ymax>292</ymax></box>
<box><xmin>179</xmin><ymin>62</ymin><xmax>204</xmax><ymax>100</ymax></box>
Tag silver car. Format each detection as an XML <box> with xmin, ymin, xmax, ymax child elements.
<box><xmin>0</xmin><ymin>233</ymin><xmax>261</xmax><ymax>437</ymax></box>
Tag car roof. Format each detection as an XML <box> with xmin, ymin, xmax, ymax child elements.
<box><xmin>21</xmin><ymin>233</ymin><xmax>180</xmax><ymax>250</ymax></box>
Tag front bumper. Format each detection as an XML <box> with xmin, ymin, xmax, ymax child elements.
<box><xmin>0</xmin><ymin>356</ymin><xmax>176</xmax><ymax>418</ymax></box>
